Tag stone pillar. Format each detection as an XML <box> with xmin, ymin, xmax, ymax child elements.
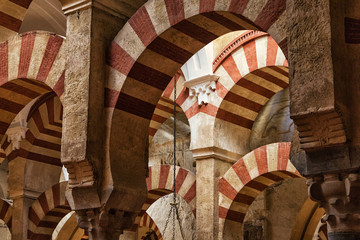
<box><xmin>192</xmin><ymin>147</ymin><xmax>237</xmax><ymax>240</ymax></box>
<box><xmin>59</xmin><ymin>1</ymin><xmax>134</xmax><ymax>239</ymax></box>
<box><xmin>6</xmin><ymin>126</ymin><xmax>37</xmax><ymax>240</ymax></box>
<box><xmin>288</xmin><ymin>0</ymin><xmax>360</xmax><ymax>239</ymax></box>
<box><xmin>11</xmin><ymin>195</ymin><xmax>35</xmax><ymax>240</ymax></box>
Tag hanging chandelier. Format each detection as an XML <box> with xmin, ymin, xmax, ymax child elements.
<box><xmin>162</xmin><ymin>74</ymin><xmax>186</xmax><ymax>240</ymax></box>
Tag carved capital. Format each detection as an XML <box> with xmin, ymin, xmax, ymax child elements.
<box><xmin>307</xmin><ymin>172</ymin><xmax>360</xmax><ymax>233</ymax></box>
<box><xmin>6</xmin><ymin>126</ymin><xmax>28</xmax><ymax>151</ymax></box>
<box><xmin>183</xmin><ymin>74</ymin><xmax>219</xmax><ymax>106</ymax></box>
<box><xmin>76</xmin><ymin>208</ymin><xmax>136</xmax><ymax>240</ymax></box>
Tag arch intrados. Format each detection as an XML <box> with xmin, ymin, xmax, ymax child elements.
<box><xmin>215</xmin><ymin>65</ymin><xmax>289</xmax><ymax>128</ymax></box>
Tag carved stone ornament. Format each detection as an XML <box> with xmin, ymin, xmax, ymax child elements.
<box><xmin>183</xmin><ymin>74</ymin><xmax>219</xmax><ymax>106</ymax></box>
<box><xmin>307</xmin><ymin>173</ymin><xmax>360</xmax><ymax>234</ymax></box>
<box><xmin>6</xmin><ymin>126</ymin><xmax>28</xmax><ymax>151</ymax></box>
<box><xmin>292</xmin><ymin>109</ymin><xmax>346</xmax><ymax>150</ymax></box>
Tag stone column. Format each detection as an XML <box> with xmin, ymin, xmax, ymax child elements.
<box><xmin>6</xmin><ymin>127</ymin><xmax>37</xmax><ymax>240</ymax></box>
<box><xmin>10</xmin><ymin>194</ymin><xmax>36</xmax><ymax>240</ymax></box>
<box><xmin>192</xmin><ymin>147</ymin><xmax>238</xmax><ymax>240</ymax></box>
<box><xmin>59</xmin><ymin>1</ymin><xmax>134</xmax><ymax>239</ymax></box>
<box><xmin>288</xmin><ymin>0</ymin><xmax>360</xmax><ymax>239</ymax></box>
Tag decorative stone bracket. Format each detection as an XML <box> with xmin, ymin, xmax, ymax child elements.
<box><xmin>308</xmin><ymin>173</ymin><xmax>360</xmax><ymax>234</ymax></box>
<box><xmin>183</xmin><ymin>74</ymin><xmax>219</xmax><ymax>106</ymax></box>
<box><xmin>6</xmin><ymin>126</ymin><xmax>28</xmax><ymax>151</ymax></box>
<box><xmin>291</xmin><ymin>109</ymin><xmax>346</xmax><ymax>150</ymax></box>
<box><xmin>76</xmin><ymin>207</ymin><xmax>137</xmax><ymax>239</ymax></box>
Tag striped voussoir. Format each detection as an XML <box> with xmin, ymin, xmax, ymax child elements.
<box><xmin>28</xmin><ymin>181</ymin><xmax>71</xmax><ymax>240</ymax></box>
<box><xmin>0</xmin><ymin>31</ymin><xmax>65</xmax><ymax>143</ymax></box>
<box><xmin>106</xmin><ymin>0</ymin><xmax>288</xmax><ymax>133</ymax></box>
<box><xmin>128</xmin><ymin>165</ymin><xmax>196</xmax><ymax>232</ymax></box>
<box><xmin>0</xmin><ymin>0</ymin><xmax>32</xmax><ymax>42</ymax></box>
<box><xmin>213</xmin><ymin>34</ymin><xmax>288</xmax><ymax>129</ymax></box>
<box><xmin>148</xmin><ymin>72</ymin><xmax>186</xmax><ymax>141</ymax></box>
<box><xmin>0</xmin><ymin>199</ymin><xmax>12</xmax><ymax>231</ymax></box>
<box><xmin>139</xmin><ymin>212</ymin><xmax>163</xmax><ymax>240</ymax></box>
<box><xmin>4</xmin><ymin>93</ymin><xmax>62</xmax><ymax>167</ymax></box>
<box><xmin>181</xmin><ymin>31</ymin><xmax>288</xmax><ymax>125</ymax></box>
<box><xmin>218</xmin><ymin>142</ymin><xmax>300</xmax><ymax>236</ymax></box>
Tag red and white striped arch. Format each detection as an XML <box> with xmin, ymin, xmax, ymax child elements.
<box><xmin>28</xmin><ymin>181</ymin><xmax>71</xmax><ymax>240</ymax></box>
<box><xmin>148</xmin><ymin>71</ymin><xmax>186</xmax><ymax>141</ymax></box>
<box><xmin>0</xmin><ymin>199</ymin><xmax>12</xmax><ymax>231</ymax></box>
<box><xmin>180</xmin><ymin>31</ymin><xmax>288</xmax><ymax>123</ymax></box>
<box><xmin>129</xmin><ymin>165</ymin><xmax>196</xmax><ymax>231</ymax></box>
<box><xmin>106</xmin><ymin>0</ymin><xmax>288</xmax><ymax>179</ymax></box>
<box><xmin>106</xmin><ymin>0</ymin><xmax>288</xmax><ymax>118</ymax></box>
<box><xmin>3</xmin><ymin>93</ymin><xmax>62</xmax><ymax>167</ymax></box>
<box><xmin>0</xmin><ymin>31</ymin><xmax>65</xmax><ymax>143</ymax></box>
<box><xmin>218</xmin><ymin>142</ymin><xmax>300</xmax><ymax>238</ymax></box>
<box><xmin>139</xmin><ymin>213</ymin><xmax>163</xmax><ymax>240</ymax></box>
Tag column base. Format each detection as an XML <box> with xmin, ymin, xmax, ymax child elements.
<box><xmin>328</xmin><ymin>232</ymin><xmax>360</xmax><ymax>240</ymax></box>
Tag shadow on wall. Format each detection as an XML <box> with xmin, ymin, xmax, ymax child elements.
<box><xmin>249</xmin><ymin>88</ymin><xmax>293</xmax><ymax>151</ymax></box>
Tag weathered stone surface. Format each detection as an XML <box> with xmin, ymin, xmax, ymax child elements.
<box><xmin>288</xmin><ymin>0</ymin><xmax>348</xmax><ymax>152</ymax></box>
<box><xmin>196</xmin><ymin>157</ymin><xmax>231</xmax><ymax>240</ymax></box>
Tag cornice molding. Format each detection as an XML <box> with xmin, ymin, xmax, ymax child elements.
<box><xmin>60</xmin><ymin>0</ymin><xmax>128</xmax><ymax>19</ymax></box>
<box><xmin>191</xmin><ymin>146</ymin><xmax>242</xmax><ymax>163</ymax></box>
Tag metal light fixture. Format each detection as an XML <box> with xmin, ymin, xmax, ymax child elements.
<box><xmin>162</xmin><ymin>74</ymin><xmax>185</xmax><ymax>240</ymax></box>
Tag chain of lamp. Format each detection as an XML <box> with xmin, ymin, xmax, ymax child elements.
<box><xmin>162</xmin><ymin>74</ymin><xmax>186</xmax><ymax>240</ymax></box>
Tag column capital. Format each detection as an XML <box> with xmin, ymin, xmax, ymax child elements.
<box><xmin>76</xmin><ymin>208</ymin><xmax>136</xmax><ymax>240</ymax></box>
<box><xmin>184</xmin><ymin>74</ymin><xmax>219</xmax><ymax>106</ymax></box>
<box><xmin>307</xmin><ymin>172</ymin><xmax>360</xmax><ymax>234</ymax></box>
